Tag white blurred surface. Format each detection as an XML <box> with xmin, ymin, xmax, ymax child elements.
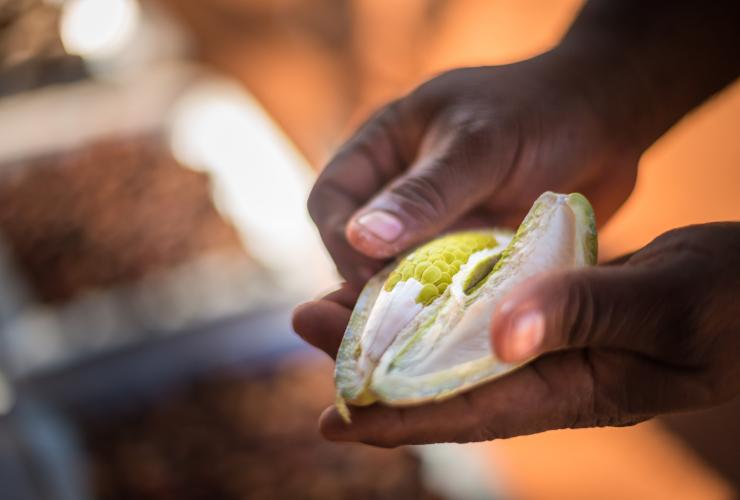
<box><xmin>61</xmin><ymin>0</ymin><xmax>141</xmax><ymax>60</ymax></box>
<box><xmin>170</xmin><ymin>76</ymin><xmax>336</xmax><ymax>296</ymax></box>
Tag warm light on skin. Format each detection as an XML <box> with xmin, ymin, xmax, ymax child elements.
<box><xmin>60</xmin><ymin>0</ymin><xmax>141</xmax><ymax>59</ymax></box>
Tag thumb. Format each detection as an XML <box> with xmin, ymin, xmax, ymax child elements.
<box><xmin>490</xmin><ymin>265</ymin><xmax>684</xmax><ymax>363</ymax></box>
<box><xmin>345</xmin><ymin>140</ymin><xmax>497</xmax><ymax>259</ymax></box>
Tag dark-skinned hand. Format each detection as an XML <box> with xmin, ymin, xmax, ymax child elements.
<box><xmin>306</xmin><ymin>0</ymin><xmax>740</xmax><ymax>288</ymax></box>
<box><xmin>293</xmin><ymin>223</ymin><xmax>740</xmax><ymax>447</ymax></box>
<box><xmin>307</xmin><ymin>58</ymin><xmax>640</xmax><ymax>287</ymax></box>
<box><xmin>298</xmin><ymin>0</ymin><xmax>740</xmax><ymax>447</ymax></box>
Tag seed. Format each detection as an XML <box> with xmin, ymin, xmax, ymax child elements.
<box><xmin>421</xmin><ymin>265</ymin><xmax>441</xmax><ymax>284</ymax></box>
<box><xmin>400</xmin><ymin>262</ymin><xmax>414</xmax><ymax>280</ymax></box>
<box><xmin>417</xmin><ymin>284</ymin><xmax>439</xmax><ymax>304</ymax></box>
<box><xmin>414</xmin><ymin>262</ymin><xmax>429</xmax><ymax>281</ymax></box>
<box><xmin>385</xmin><ymin>272</ymin><xmax>401</xmax><ymax>291</ymax></box>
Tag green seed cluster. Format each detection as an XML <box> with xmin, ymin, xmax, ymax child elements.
<box><xmin>384</xmin><ymin>232</ymin><xmax>498</xmax><ymax>305</ymax></box>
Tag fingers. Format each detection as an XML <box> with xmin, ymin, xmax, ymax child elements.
<box><xmin>345</xmin><ymin>128</ymin><xmax>511</xmax><ymax>259</ymax></box>
<box><xmin>292</xmin><ymin>283</ymin><xmax>359</xmax><ymax>358</ymax></box>
<box><xmin>321</xmin><ymin>282</ymin><xmax>361</xmax><ymax>309</ymax></box>
<box><xmin>317</xmin><ymin>330</ymin><xmax>700</xmax><ymax>447</ymax></box>
<box><xmin>310</xmin><ymin>89</ymin><xmax>518</xmax><ymax>280</ymax></box>
<box><xmin>309</xmin><ymin>183</ymin><xmax>385</xmax><ymax>286</ymax></box>
<box><xmin>490</xmin><ymin>264</ymin><xmax>688</xmax><ymax>363</ymax></box>
<box><xmin>320</xmin><ymin>349</ymin><xmax>598</xmax><ymax>447</ymax></box>
<box><xmin>292</xmin><ymin>299</ymin><xmax>352</xmax><ymax>359</ymax></box>
<box><xmin>308</xmin><ymin>101</ymin><xmax>422</xmax><ymax>286</ymax></box>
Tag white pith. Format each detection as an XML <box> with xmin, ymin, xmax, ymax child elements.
<box><xmin>337</xmin><ymin>192</ymin><xmax>595</xmax><ymax>406</ymax></box>
<box><xmin>449</xmin><ymin>234</ymin><xmax>512</xmax><ymax>302</ymax></box>
<box><xmin>397</xmin><ymin>196</ymin><xmax>578</xmax><ymax>377</ymax></box>
<box><xmin>358</xmin><ymin>278</ymin><xmax>423</xmax><ymax>375</ymax></box>
<box><xmin>356</xmin><ymin>234</ymin><xmax>512</xmax><ymax>379</ymax></box>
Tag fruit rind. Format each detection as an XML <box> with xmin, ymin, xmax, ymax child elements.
<box><xmin>334</xmin><ymin>192</ymin><xmax>597</xmax><ymax>420</ymax></box>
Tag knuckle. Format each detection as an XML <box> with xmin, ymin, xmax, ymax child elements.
<box><xmin>561</xmin><ymin>273</ymin><xmax>600</xmax><ymax>347</ymax></box>
<box><xmin>378</xmin><ymin>99</ymin><xmax>404</xmax><ymax>124</ymax></box>
<box><xmin>357</xmin><ymin>99</ymin><xmax>404</xmax><ymax>139</ymax></box>
<box><xmin>306</xmin><ymin>181</ymin><xmax>337</xmax><ymax>225</ymax></box>
<box><xmin>341</xmin><ymin>100</ymin><xmax>414</xmax><ymax>182</ymax></box>
<box><xmin>436</xmin><ymin>106</ymin><xmax>522</xmax><ymax>186</ymax></box>
<box><xmin>569</xmin><ymin>350</ymin><xmax>639</xmax><ymax>429</ymax></box>
<box><xmin>358</xmin><ymin>101</ymin><xmax>404</xmax><ymax>146</ymax></box>
<box><xmin>567</xmin><ymin>350</ymin><xmax>600</xmax><ymax>429</ymax></box>
<box><xmin>445</xmin><ymin>106</ymin><xmax>493</xmax><ymax>137</ymax></box>
<box><xmin>567</xmin><ymin>351</ymin><xmax>623</xmax><ymax>429</ymax></box>
<box><xmin>460</xmin><ymin>393</ymin><xmax>495</xmax><ymax>442</ymax></box>
<box><xmin>376</xmin><ymin>100</ymin><xmax>418</xmax><ymax>167</ymax></box>
<box><xmin>389</xmin><ymin>170</ymin><xmax>450</xmax><ymax>226</ymax></box>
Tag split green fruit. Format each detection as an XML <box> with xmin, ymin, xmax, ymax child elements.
<box><xmin>334</xmin><ymin>192</ymin><xmax>597</xmax><ymax>421</ymax></box>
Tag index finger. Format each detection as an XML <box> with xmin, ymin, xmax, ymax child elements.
<box><xmin>292</xmin><ymin>283</ymin><xmax>360</xmax><ymax>358</ymax></box>
<box><xmin>307</xmin><ymin>101</ymin><xmax>421</xmax><ymax>286</ymax></box>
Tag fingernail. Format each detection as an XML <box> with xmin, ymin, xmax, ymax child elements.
<box><xmin>355</xmin><ymin>211</ymin><xmax>403</xmax><ymax>243</ymax></box>
<box><xmin>505</xmin><ymin>310</ymin><xmax>544</xmax><ymax>360</ymax></box>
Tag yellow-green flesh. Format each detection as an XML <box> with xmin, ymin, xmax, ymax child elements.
<box><xmin>384</xmin><ymin>232</ymin><xmax>499</xmax><ymax>305</ymax></box>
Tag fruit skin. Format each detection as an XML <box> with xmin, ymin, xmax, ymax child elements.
<box><xmin>333</xmin><ymin>229</ymin><xmax>512</xmax><ymax>415</ymax></box>
<box><xmin>334</xmin><ymin>262</ymin><xmax>393</xmax><ymax>411</ymax></box>
<box><xmin>334</xmin><ymin>192</ymin><xmax>597</xmax><ymax>420</ymax></box>
<box><xmin>567</xmin><ymin>192</ymin><xmax>599</xmax><ymax>265</ymax></box>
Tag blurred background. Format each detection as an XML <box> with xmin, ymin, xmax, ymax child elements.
<box><xmin>0</xmin><ymin>0</ymin><xmax>738</xmax><ymax>498</ymax></box>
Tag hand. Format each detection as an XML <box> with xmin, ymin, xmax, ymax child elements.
<box><xmin>292</xmin><ymin>223</ymin><xmax>740</xmax><ymax>447</ymax></box>
<box><xmin>308</xmin><ymin>56</ymin><xmax>641</xmax><ymax>286</ymax></box>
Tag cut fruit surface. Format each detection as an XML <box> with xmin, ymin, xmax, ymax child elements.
<box><xmin>334</xmin><ymin>192</ymin><xmax>597</xmax><ymax>419</ymax></box>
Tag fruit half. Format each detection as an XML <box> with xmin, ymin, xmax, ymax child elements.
<box><xmin>334</xmin><ymin>192</ymin><xmax>597</xmax><ymax>420</ymax></box>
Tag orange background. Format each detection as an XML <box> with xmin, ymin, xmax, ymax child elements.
<box><xmin>162</xmin><ymin>0</ymin><xmax>740</xmax><ymax>497</ymax></box>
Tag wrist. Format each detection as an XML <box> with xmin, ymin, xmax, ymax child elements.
<box><xmin>534</xmin><ymin>44</ymin><xmax>664</xmax><ymax>156</ymax></box>
<box><xmin>545</xmin><ymin>0</ymin><xmax>740</xmax><ymax>154</ymax></box>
